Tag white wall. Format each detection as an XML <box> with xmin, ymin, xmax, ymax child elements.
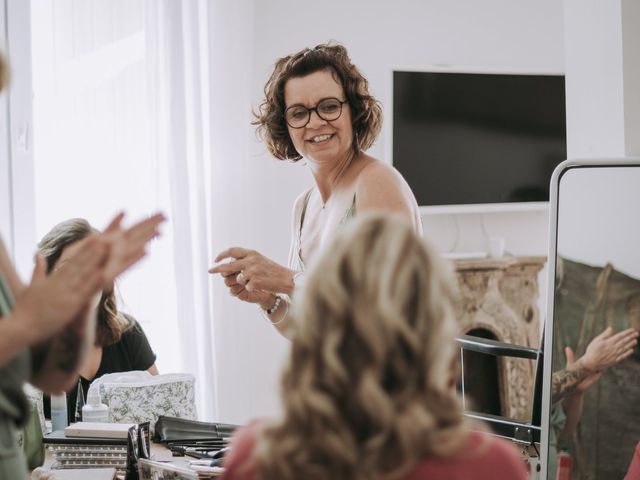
<box><xmin>557</xmin><ymin>166</ymin><xmax>640</xmax><ymax>279</ymax></box>
<box><xmin>211</xmin><ymin>0</ymin><xmax>564</xmax><ymax>424</ymax></box>
<box><xmin>207</xmin><ymin>0</ymin><xmax>292</xmax><ymax>424</ymax></box>
<box><xmin>563</xmin><ymin>0</ymin><xmax>640</xmax><ymax>159</ymax></box>
<box><xmin>555</xmin><ymin>0</ymin><xmax>640</xmax><ymax>278</ymax></box>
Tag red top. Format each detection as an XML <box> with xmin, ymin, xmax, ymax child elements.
<box><xmin>625</xmin><ymin>441</ymin><xmax>640</xmax><ymax>480</ymax></box>
<box><xmin>221</xmin><ymin>421</ymin><xmax>529</xmax><ymax>480</ymax></box>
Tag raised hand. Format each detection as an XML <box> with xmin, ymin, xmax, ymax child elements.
<box><xmin>579</xmin><ymin>326</ymin><xmax>639</xmax><ymax>372</ymax></box>
<box><xmin>12</xmin><ymin>212</ymin><xmax>165</xmax><ymax>346</ymax></box>
<box><xmin>101</xmin><ymin>212</ymin><xmax>165</xmax><ymax>285</ymax></box>
<box><xmin>12</xmin><ymin>237</ymin><xmax>108</xmax><ymax>345</ymax></box>
<box><xmin>551</xmin><ymin>327</ymin><xmax>638</xmax><ymax>403</ymax></box>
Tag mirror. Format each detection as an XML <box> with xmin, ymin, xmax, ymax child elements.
<box><xmin>542</xmin><ymin>159</ymin><xmax>640</xmax><ymax>479</ymax></box>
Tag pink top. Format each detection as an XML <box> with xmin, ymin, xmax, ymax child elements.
<box><xmin>625</xmin><ymin>441</ymin><xmax>640</xmax><ymax>480</ymax></box>
<box><xmin>221</xmin><ymin>421</ymin><xmax>529</xmax><ymax>480</ymax></box>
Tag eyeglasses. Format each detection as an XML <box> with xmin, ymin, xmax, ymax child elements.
<box><xmin>284</xmin><ymin>97</ymin><xmax>348</xmax><ymax>129</ymax></box>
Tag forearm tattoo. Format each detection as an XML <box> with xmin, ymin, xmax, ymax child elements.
<box><xmin>52</xmin><ymin>328</ymin><xmax>82</xmax><ymax>372</ymax></box>
<box><xmin>551</xmin><ymin>366</ymin><xmax>589</xmax><ymax>403</ymax></box>
<box><xmin>31</xmin><ymin>328</ymin><xmax>82</xmax><ymax>379</ymax></box>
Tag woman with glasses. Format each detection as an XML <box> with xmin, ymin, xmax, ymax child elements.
<box><xmin>221</xmin><ymin>214</ymin><xmax>528</xmax><ymax>480</ymax></box>
<box><xmin>210</xmin><ymin>43</ymin><xmax>422</xmax><ymax>337</ymax></box>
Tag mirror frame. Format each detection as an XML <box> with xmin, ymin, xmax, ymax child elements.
<box><xmin>540</xmin><ymin>157</ymin><xmax>640</xmax><ymax>479</ymax></box>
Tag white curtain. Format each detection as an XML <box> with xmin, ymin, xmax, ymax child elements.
<box><xmin>146</xmin><ymin>0</ymin><xmax>218</xmax><ymax>420</ymax></box>
<box><xmin>29</xmin><ymin>0</ymin><xmax>218</xmax><ymax>420</ymax></box>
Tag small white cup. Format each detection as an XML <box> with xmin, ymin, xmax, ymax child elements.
<box><xmin>488</xmin><ymin>237</ymin><xmax>506</xmax><ymax>258</ymax></box>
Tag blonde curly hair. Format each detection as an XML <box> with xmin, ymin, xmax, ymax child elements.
<box><xmin>255</xmin><ymin>213</ymin><xmax>468</xmax><ymax>480</ymax></box>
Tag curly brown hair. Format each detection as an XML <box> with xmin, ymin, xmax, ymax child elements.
<box><xmin>253</xmin><ymin>42</ymin><xmax>382</xmax><ymax>161</ymax></box>
<box><xmin>37</xmin><ymin>218</ymin><xmax>133</xmax><ymax>347</ymax></box>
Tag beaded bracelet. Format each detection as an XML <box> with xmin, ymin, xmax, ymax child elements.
<box><xmin>260</xmin><ymin>294</ymin><xmax>289</xmax><ymax>326</ymax></box>
<box><xmin>266</xmin><ymin>294</ymin><xmax>282</xmax><ymax>315</ymax></box>
<box><xmin>269</xmin><ymin>298</ymin><xmax>289</xmax><ymax>326</ymax></box>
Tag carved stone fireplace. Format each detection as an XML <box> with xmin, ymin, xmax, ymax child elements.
<box><xmin>454</xmin><ymin>256</ymin><xmax>546</xmax><ymax>421</ymax></box>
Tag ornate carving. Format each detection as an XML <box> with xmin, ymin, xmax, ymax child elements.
<box><xmin>454</xmin><ymin>256</ymin><xmax>546</xmax><ymax>421</ymax></box>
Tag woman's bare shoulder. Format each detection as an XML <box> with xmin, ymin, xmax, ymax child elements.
<box><xmin>356</xmin><ymin>158</ymin><xmax>410</xmax><ymax>192</ymax></box>
<box><xmin>355</xmin><ymin>158</ymin><xmax>415</xmax><ymax>207</ymax></box>
<box><xmin>357</xmin><ymin>157</ymin><xmax>394</xmax><ymax>178</ymax></box>
<box><xmin>353</xmin><ymin>157</ymin><xmax>422</xmax><ymax>233</ymax></box>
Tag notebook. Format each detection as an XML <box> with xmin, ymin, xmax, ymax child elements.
<box><xmin>34</xmin><ymin>468</ymin><xmax>117</xmax><ymax>479</ymax></box>
<box><xmin>44</xmin><ymin>430</ymin><xmax>128</xmax><ymax>446</ymax></box>
<box><xmin>64</xmin><ymin>422</ymin><xmax>136</xmax><ymax>439</ymax></box>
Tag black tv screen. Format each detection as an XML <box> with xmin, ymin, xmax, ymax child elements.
<box><xmin>392</xmin><ymin>71</ymin><xmax>567</xmax><ymax>208</ymax></box>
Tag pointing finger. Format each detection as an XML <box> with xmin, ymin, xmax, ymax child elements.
<box><xmin>209</xmin><ymin>260</ymin><xmax>244</xmax><ymax>275</ymax></box>
<box><xmin>214</xmin><ymin>247</ymin><xmax>249</xmax><ymax>263</ymax></box>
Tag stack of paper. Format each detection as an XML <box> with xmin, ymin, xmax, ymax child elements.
<box><xmin>64</xmin><ymin>422</ymin><xmax>136</xmax><ymax>439</ymax></box>
<box><xmin>44</xmin><ymin>423</ymin><xmax>135</xmax><ymax>476</ymax></box>
<box><xmin>42</xmin><ymin>467</ymin><xmax>117</xmax><ymax>479</ymax></box>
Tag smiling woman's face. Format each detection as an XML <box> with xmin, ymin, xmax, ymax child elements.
<box><xmin>283</xmin><ymin>69</ymin><xmax>353</xmax><ymax>166</ymax></box>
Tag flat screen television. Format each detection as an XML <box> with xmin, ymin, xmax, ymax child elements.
<box><xmin>391</xmin><ymin>70</ymin><xmax>567</xmax><ymax>211</ymax></box>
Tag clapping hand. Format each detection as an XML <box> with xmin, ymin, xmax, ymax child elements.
<box><xmin>101</xmin><ymin>212</ymin><xmax>165</xmax><ymax>285</ymax></box>
<box><xmin>578</xmin><ymin>326</ymin><xmax>639</xmax><ymax>373</ymax></box>
<box><xmin>13</xmin><ymin>236</ymin><xmax>109</xmax><ymax>345</ymax></box>
<box><xmin>13</xmin><ymin>212</ymin><xmax>165</xmax><ymax>346</ymax></box>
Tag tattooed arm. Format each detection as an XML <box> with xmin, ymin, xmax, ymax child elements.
<box><xmin>557</xmin><ymin>346</ymin><xmax>602</xmax><ymax>437</ymax></box>
<box><xmin>0</xmin><ymin>236</ymin><xmax>104</xmax><ymax>372</ymax></box>
<box><xmin>551</xmin><ymin>362</ymin><xmax>593</xmax><ymax>403</ymax></box>
<box><xmin>552</xmin><ymin>327</ymin><xmax>638</xmax><ymax>403</ymax></box>
<box><xmin>29</xmin><ymin>304</ymin><xmax>93</xmax><ymax>393</ymax></box>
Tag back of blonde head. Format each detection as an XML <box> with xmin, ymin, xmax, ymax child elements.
<box><xmin>257</xmin><ymin>213</ymin><xmax>467</xmax><ymax>480</ymax></box>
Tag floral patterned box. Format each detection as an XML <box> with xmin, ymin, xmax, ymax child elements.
<box><xmin>90</xmin><ymin>372</ymin><xmax>198</xmax><ymax>436</ymax></box>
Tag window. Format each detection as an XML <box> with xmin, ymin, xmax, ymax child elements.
<box><xmin>30</xmin><ymin>0</ymin><xmax>182</xmax><ymax>373</ymax></box>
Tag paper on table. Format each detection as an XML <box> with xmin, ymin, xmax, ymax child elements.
<box><xmin>64</xmin><ymin>422</ymin><xmax>136</xmax><ymax>439</ymax></box>
<box><xmin>31</xmin><ymin>467</ymin><xmax>117</xmax><ymax>480</ymax></box>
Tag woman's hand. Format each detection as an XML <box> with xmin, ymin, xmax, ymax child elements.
<box><xmin>209</xmin><ymin>247</ymin><xmax>295</xmax><ymax>301</ymax></box>
<box><xmin>12</xmin><ymin>212</ymin><xmax>165</xmax><ymax>346</ymax></box>
<box><xmin>12</xmin><ymin>237</ymin><xmax>108</xmax><ymax>346</ymax></box>
<box><xmin>101</xmin><ymin>212</ymin><xmax>165</xmax><ymax>285</ymax></box>
<box><xmin>219</xmin><ymin>270</ymin><xmax>273</xmax><ymax>305</ymax></box>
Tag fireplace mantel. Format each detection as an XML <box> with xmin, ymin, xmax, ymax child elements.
<box><xmin>454</xmin><ymin>256</ymin><xmax>546</xmax><ymax>420</ymax></box>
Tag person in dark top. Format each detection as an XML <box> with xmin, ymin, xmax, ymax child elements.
<box><xmin>39</xmin><ymin>218</ymin><xmax>159</xmax><ymax>423</ymax></box>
